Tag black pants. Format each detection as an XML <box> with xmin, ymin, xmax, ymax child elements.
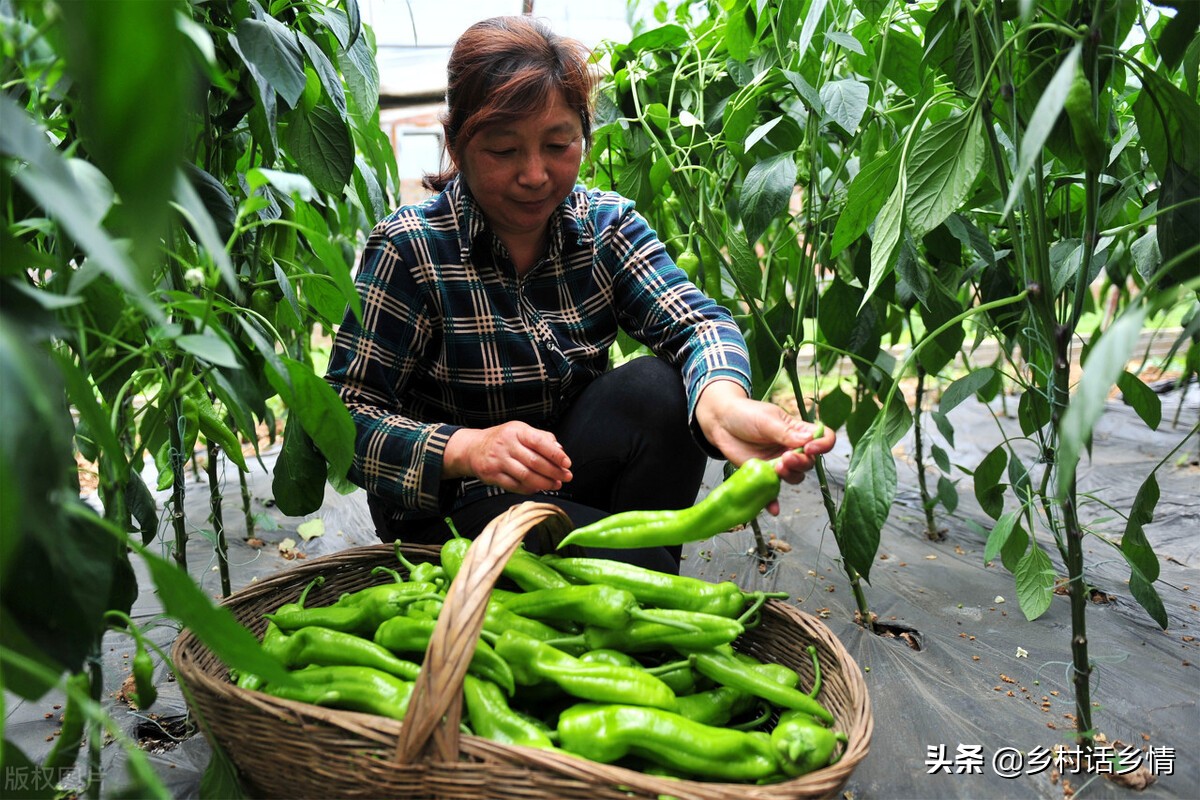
<box><xmin>370</xmin><ymin>356</ymin><xmax>709</xmax><ymax>575</ymax></box>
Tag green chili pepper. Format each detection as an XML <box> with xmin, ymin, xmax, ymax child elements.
<box><xmin>579</xmin><ymin>648</ymin><xmax>642</xmax><ymax>669</ymax></box>
<box><xmin>498</xmin><ymin>584</ymin><xmax>685</xmax><ymax>630</ymax></box>
<box><xmin>770</xmin><ymin>708</ymin><xmax>848</xmax><ymax>777</ymax></box>
<box><xmin>267</xmin><ymin>579</ymin><xmax>441</xmax><ymax>636</ymax></box>
<box><xmin>130</xmin><ymin>643</ymin><xmax>157</xmax><ymax>710</ymax></box>
<box><xmin>264</xmin><ymin>665</ymin><xmax>413</xmax><ymax>721</ymax></box>
<box><xmin>647</xmin><ymin>658</ymin><xmax>697</xmax><ymax>696</ymax></box>
<box><xmin>1064</xmin><ymin>68</ymin><xmax>1105</xmax><ymax>172</ymax></box>
<box><xmin>393</xmin><ymin>543</ymin><xmax>447</xmax><ymax>586</ymax></box>
<box><xmin>690</xmin><ymin>645</ymin><xmax>834</xmax><ymax>725</ymax></box>
<box><xmin>374</xmin><ymin>616</ymin><xmax>515</xmax><ymax>695</ymax></box>
<box><xmin>557</xmin><ymin>703</ymin><xmax>781</xmax><ymax>782</ymax></box>
<box><xmin>483</xmin><ymin>598</ymin><xmax>574</xmax><ymax>644</ymax></box>
<box><xmin>673</xmin><ymin>685</ymin><xmax>756</xmax><ymax>727</ymax></box>
<box><xmin>556</xmin><ymin>458</ymin><xmax>781</xmax><ymax>550</ymax></box>
<box><xmin>550</xmin><ymin>608</ymin><xmax>744</xmax><ymax>654</ymax></box>
<box><xmin>263</xmin><ymin>625</ymin><xmax>422</xmax><ymax>681</ymax></box>
<box><xmin>676</xmin><ymin>249</ymin><xmax>700</xmax><ymax>282</ymax></box>
<box><xmin>503</xmin><ymin>545</ymin><xmax>574</xmax><ymax>591</ymax></box>
<box><xmin>541</xmin><ymin>555</ymin><xmax>750</xmax><ymax>618</ymax></box>
<box><xmin>462</xmin><ymin>674</ymin><xmax>555</xmax><ymax>749</ymax></box>
<box><xmin>494</xmin><ymin>630</ymin><xmax>677</xmax><ymax>710</ymax></box>
<box><xmin>43</xmin><ymin>671</ymin><xmax>90</xmax><ymax>773</ymax></box>
<box><xmin>440</xmin><ymin>535</ymin><xmax>471</xmax><ymax>581</ymax></box>
<box><xmin>733</xmin><ymin>651</ymin><xmax>802</xmax><ymax>689</ymax></box>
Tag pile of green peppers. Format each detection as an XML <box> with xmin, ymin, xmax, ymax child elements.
<box><xmin>236</xmin><ymin>541</ymin><xmax>848</xmax><ymax>784</ymax></box>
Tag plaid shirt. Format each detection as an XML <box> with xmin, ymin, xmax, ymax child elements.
<box><xmin>325</xmin><ymin>177</ymin><xmax>751</xmax><ymax>524</ymax></box>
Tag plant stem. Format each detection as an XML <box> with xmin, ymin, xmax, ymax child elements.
<box><xmin>205</xmin><ymin>441</ymin><xmax>232</xmax><ymax>598</ymax></box>
<box><xmin>784</xmin><ymin>362</ymin><xmax>874</xmax><ymax>631</ymax></box>
<box><xmin>168</xmin><ymin>395</ymin><xmax>188</xmax><ymax>572</ymax></box>
<box><xmin>239</xmin><ymin>462</ymin><xmax>255</xmax><ymax>541</ymax></box>
<box><xmin>912</xmin><ymin>362</ymin><xmax>941</xmax><ymax>540</ymax></box>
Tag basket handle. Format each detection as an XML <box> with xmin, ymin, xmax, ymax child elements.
<box><xmin>391</xmin><ymin>501</ymin><xmax>572</xmax><ymax>765</ymax></box>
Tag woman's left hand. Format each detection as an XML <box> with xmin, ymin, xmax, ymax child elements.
<box><xmin>695</xmin><ymin>380</ymin><xmax>835</xmax><ymax>514</ymax></box>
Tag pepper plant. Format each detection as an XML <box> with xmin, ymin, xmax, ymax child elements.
<box><xmin>1</xmin><ymin>0</ymin><xmax>395</xmax><ymax>794</ymax></box>
<box><xmin>587</xmin><ymin>0</ymin><xmax>1199</xmax><ymax>753</ymax></box>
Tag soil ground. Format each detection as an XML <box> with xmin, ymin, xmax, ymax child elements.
<box><xmin>6</xmin><ymin>382</ymin><xmax>1197</xmax><ymax>800</ymax></box>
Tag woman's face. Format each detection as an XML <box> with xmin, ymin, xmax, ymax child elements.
<box><xmin>451</xmin><ymin>90</ymin><xmax>584</xmax><ymax>246</ymax></box>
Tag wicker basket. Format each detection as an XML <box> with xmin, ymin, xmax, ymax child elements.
<box><xmin>173</xmin><ymin>502</ymin><xmax>872</xmax><ymax>799</ymax></box>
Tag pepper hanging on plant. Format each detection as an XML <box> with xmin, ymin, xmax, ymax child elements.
<box><xmin>105</xmin><ymin>611</ymin><xmax>158</xmax><ymax>710</ymax></box>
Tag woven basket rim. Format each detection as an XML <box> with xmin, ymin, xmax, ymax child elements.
<box><xmin>173</xmin><ymin>502</ymin><xmax>873</xmax><ymax>799</ymax></box>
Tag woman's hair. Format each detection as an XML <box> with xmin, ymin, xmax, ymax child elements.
<box><xmin>423</xmin><ymin>15</ymin><xmax>595</xmax><ymax>192</ymax></box>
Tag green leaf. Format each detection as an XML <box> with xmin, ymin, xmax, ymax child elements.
<box><xmin>629</xmin><ymin>23</ymin><xmax>689</xmax><ymax>51</ymax></box>
<box><xmin>236</xmin><ymin>17</ymin><xmax>305</xmax><ymax>108</ymax></box>
<box><xmin>1134</xmin><ymin>64</ymin><xmax>1200</xmax><ymax>176</ymax></box>
<box><xmin>984</xmin><ymin>510</ymin><xmax>1019</xmax><ymax>565</ymax></box>
<box><xmin>740</xmin><ymin>153</ymin><xmax>796</xmax><ymax>246</ymax></box>
<box><xmin>1008</xmin><ymin>451</ymin><xmax>1032</xmax><ymax>505</ymax></box>
<box><xmin>271</xmin><ymin>413</ymin><xmax>328</xmax><ymax>516</ymax></box>
<box><xmin>825</xmin><ymin>31</ymin><xmax>864</xmax><ymax>55</ymax></box>
<box><xmin>931</xmin><ymin>442</ymin><xmax>950</xmax><ymax>473</ymax></box>
<box><xmin>1017</xmin><ymin>389</ymin><xmax>1052</xmax><ymax>436</ymax></box>
<box><xmin>1001</xmin><ymin>44</ymin><xmax>1080</xmax><ymax>221</ymax></box>
<box><xmin>176</xmin><ymin>333</ymin><xmax>241</xmax><ymax>369</ymax></box>
<box><xmin>140</xmin><ymin>549</ymin><xmax>290</xmax><ymax>685</ymax></box>
<box><xmin>725</xmin><ymin>0</ymin><xmax>757</xmax><ymax>61</ymax></box>
<box><xmin>339</xmin><ymin>24</ymin><xmax>380</xmax><ymax>118</ymax></box>
<box><xmin>999</xmin><ymin>521</ymin><xmax>1028</xmax><ymax>573</ymax></box>
<box><xmin>1121</xmin><ymin>473</ymin><xmax>1160</xmax><ymax>581</ymax></box>
<box><xmin>819</xmin><ymin>79</ymin><xmax>869</xmax><ymax>135</ymax></box>
<box><xmin>818</xmin><ymin>277</ymin><xmax>861</xmax><ymax>349</ymax></box>
<box><xmin>283</xmin><ymin>105</ymin><xmax>353</xmax><ymax>196</ymax></box>
<box><xmin>974</xmin><ymin>444</ymin><xmax>1008</xmax><ymax>520</ymax></box>
<box><xmin>0</xmin><ymin>738</ymin><xmax>56</xmax><ymax>799</ymax></box>
<box><xmin>818</xmin><ymin>384</ymin><xmax>853</xmax><ymax>432</ymax></box>
<box><xmin>1128</xmin><ymin>568</ymin><xmax>1168</xmax><ymax>630</ymax></box>
<box><xmin>905</xmin><ymin>112</ymin><xmax>985</xmax><ymax>237</ymax></box>
<box><xmin>853</xmin><ymin>0</ymin><xmax>887</xmax><ymax>24</ymax></box>
<box><xmin>1014</xmin><ymin>543</ymin><xmax>1055</xmax><ymax>620</ymax></box>
<box><xmin>1116</xmin><ymin>370</ymin><xmax>1162</xmax><ymax>431</ymax></box>
<box><xmin>298</xmin><ymin>31</ymin><xmax>346</xmax><ymax>117</ymax></box>
<box><xmin>936</xmin><ymin>475</ymin><xmax>958</xmax><ymax>513</ymax></box>
<box><xmin>294</xmin><ymin>203</ymin><xmax>362</xmax><ymax>321</ymax></box>
<box><xmin>782</xmin><ymin>69</ymin><xmax>822</xmax><ymax>114</ymax></box>
<box><xmin>1058</xmin><ymin>304</ymin><xmax>1148</xmax><ymax>496</ymax></box>
<box><xmin>52</xmin><ymin>353</ymin><xmax>127</xmax><ymax>482</ymax></box>
<box><xmin>267</xmin><ymin>357</ymin><xmax>356</xmax><ymax>481</ymax></box>
<box><xmin>248</xmin><ymin>168</ymin><xmax>318</xmax><ymax>203</ymax></box>
<box><xmin>930</xmin><ymin>409</ymin><xmax>955</xmax><ymax>448</ymax></box>
<box><xmin>796</xmin><ymin>0</ymin><xmax>830</xmax><ymax>60</ymax></box>
<box><xmin>725</xmin><ymin>230</ymin><xmax>763</xmax><ymax>302</ymax></box>
<box><xmin>199</xmin><ymin>739</ymin><xmax>248</xmax><ymax>800</ymax></box>
<box><xmin>831</xmin><ymin>147</ymin><xmax>900</xmax><ymax>256</ymax></box>
<box><xmin>837</xmin><ymin>424</ymin><xmax>895</xmax><ymax>581</ymax></box>
<box><xmin>173</xmin><ymin>173</ymin><xmax>238</xmax><ymax>292</ymax></box>
<box><xmin>60</xmin><ymin>0</ymin><xmax>185</xmax><ymax>268</ymax></box>
<box><xmin>880</xmin><ymin>28</ymin><xmax>924</xmax><ymax>96</ymax></box>
<box><xmin>865</xmin><ymin>178</ymin><xmax>905</xmax><ymax>306</ymax></box>
<box><xmin>0</xmin><ymin>96</ymin><xmax>157</xmax><ymax>318</ymax></box>
<box><xmin>940</xmin><ymin>368</ymin><xmax>995</xmax><ymax>414</ymax></box>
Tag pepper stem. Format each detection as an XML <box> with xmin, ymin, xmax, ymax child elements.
<box><xmin>371</xmin><ymin>565</ymin><xmax>405</xmax><ymax>584</ymax></box>
<box><xmin>805</xmin><ymin>644</ymin><xmax>822</xmax><ymax>699</ymax></box>
<box><xmin>296</xmin><ymin>575</ymin><xmax>325</xmax><ymax>609</ymax></box>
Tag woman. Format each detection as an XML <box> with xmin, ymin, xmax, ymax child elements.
<box><xmin>325</xmin><ymin>15</ymin><xmax>834</xmax><ymax>574</ymax></box>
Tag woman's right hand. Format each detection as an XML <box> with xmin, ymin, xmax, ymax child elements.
<box><xmin>443</xmin><ymin>421</ymin><xmax>573</xmax><ymax>494</ymax></box>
